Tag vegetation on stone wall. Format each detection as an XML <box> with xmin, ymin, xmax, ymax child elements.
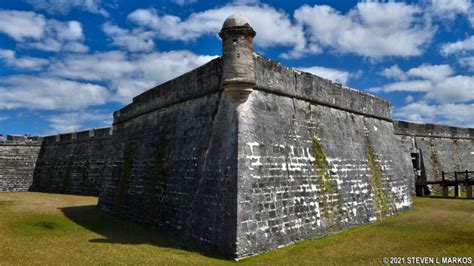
<box><xmin>366</xmin><ymin>144</ymin><xmax>389</xmax><ymax>219</ymax></box>
<box><xmin>144</xmin><ymin>145</ymin><xmax>167</xmax><ymax>225</ymax></box>
<box><xmin>114</xmin><ymin>142</ymin><xmax>133</xmax><ymax>217</ymax></box>
<box><xmin>312</xmin><ymin>137</ymin><xmax>339</xmax><ymax>226</ymax></box>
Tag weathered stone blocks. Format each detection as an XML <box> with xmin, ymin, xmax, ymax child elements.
<box><xmin>0</xmin><ymin>15</ymin><xmax>422</xmax><ymax>260</ymax></box>
<box><xmin>0</xmin><ymin>140</ymin><xmax>41</xmax><ymax>192</ymax></box>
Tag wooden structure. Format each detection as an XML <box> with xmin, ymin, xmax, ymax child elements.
<box><xmin>420</xmin><ymin>170</ymin><xmax>473</xmax><ymax>199</ymax></box>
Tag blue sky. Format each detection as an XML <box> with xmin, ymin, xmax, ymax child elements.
<box><xmin>1</xmin><ymin>0</ymin><xmax>474</xmax><ymax>136</ymax></box>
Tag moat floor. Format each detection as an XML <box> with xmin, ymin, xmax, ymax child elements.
<box><xmin>0</xmin><ymin>192</ymin><xmax>473</xmax><ymax>265</ymax></box>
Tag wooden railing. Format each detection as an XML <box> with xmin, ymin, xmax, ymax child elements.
<box><xmin>420</xmin><ymin>170</ymin><xmax>473</xmax><ymax>199</ymax></box>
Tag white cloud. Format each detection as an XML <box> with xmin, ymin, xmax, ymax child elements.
<box><xmin>395</xmin><ymin>101</ymin><xmax>474</xmax><ymax>128</ymax></box>
<box><xmin>127</xmin><ymin>4</ymin><xmax>308</xmax><ymax>57</ymax></box>
<box><xmin>370</xmin><ymin>80</ymin><xmax>433</xmax><ymax>93</ymax></box>
<box><xmin>0</xmin><ymin>10</ymin><xmax>88</xmax><ymax>53</ymax></box>
<box><xmin>48</xmin><ymin>50</ymin><xmax>217</xmax><ymax>102</ymax></box>
<box><xmin>294</xmin><ymin>2</ymin><xmax>434</xmax><ymax>58</ymax></box>
<box><xmin>46</xmin><ymin>111</ymin><xmax>111</xmax><ymax>134</ymax></box>
<box><xmin>0</xmin><ymin>76</ymin><xmax>109</xmax><ymax>110</ymax></box>
<box><xmin>441</xmin><ymin>36</ymin><xmax>474</xmax><ymax>55</ymax></box>
<box><xmin>26</xmin><ymin>0</ymin><xmax>108</xmax><ymax>16</ymax></box>
<box><xmin>372</xmin><ymin>63</ymin><xmax>474</xmax><ymax>106</ymax></box>
<box><xmin>0</xmin><ymin>46</ymin><xmax>216</xmax><ymax>111</ymax></box>
<box><xmin>48</xmin><ymin>51</ymin><xmax>135</xmax><ymax>81</ymax></box>
<box><xmin>102</xmin><ymin>23</ymin><xmax>155</xmax><ymax>52</ymax></box>
<box><xmin>396</xmin><ymin>101</ymin><xmax>438</xmax><ymax>121</ymax></box>
<box><xmin>426</xmin><ymin>0</ymin><xmax>471</xmax><ymax>21</ymax></box>
<box><xmin>459</xmin><ymin>56</ymin><xmax>474</xmax><ymax>71</ymax></box>
<box><xmin>0</xmin><ymin>10</ymin><xmax>45</xmax><ymax>41</ymax></box>
<box><xmin>406</xmin><ymin>64</ymin><xmax>453</xmax><ymax>81</ymax></box>
<box><xmin>0</xmin><ymin>49</ymin><xmax>49</xmax><ymax>70</ymax></box>
<box><xmin>172</xmin><ymin>0</ymin><xmax>196</xmax><ymax>6</ymax></box>
<box><xmin>26</xmin><ymin>20</ymin><xmax>88</xmax><ymax>52</ymax></box>
<box><xmin>427</xmin><ymin>75</ymin><xmax>474</xmax><ymax>103</ymax></box>
<box><xmin>297</xmin><ymin>66</ymin><xmax>352</xmax><ymax>84</ymax></box>
<box><xmin>0</xmin><ymin>115</ymin><xmax>9</xmax><ymax>122</ymax></box>
<box><xmin>405</xmin><ymin>94</ymin><xmax>415</xmax><ymax>103</ymax></box>
<box><xmin>381</xmin><ymin>65</ymin><xmax>407</xmax><ymax>80</ymax></box>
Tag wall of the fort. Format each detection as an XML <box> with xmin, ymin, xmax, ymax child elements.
<box><xmin>394</xmin><ymin>121</ymin><xmax>474</xmax><ymax>185</ymax></box>
<box><xmin>0</xmin><ymin>55</ymin><xmax>414</xmax><ymax>259</ymax></box>
<box><xmin>0</xmin><ymin>140</ymin><xmax>42</xmax><ymax>192</ymax></box>
<box><xmin>30</xmin><ymin>127</ymin><xmax>114</xmax><ymax>196</ymax></box>
<box><xmin>98</xmin><ymin>58</ymin><xmax>241</xmax><ymax>257</ymax></box>
<box><xmin>234</xmin><ymin>56</ymin><xmax>412</xmax><ymax>257</ymax></box>
<box><xmin>0</xmin><ymin>43</ymin><xmax>415</xmax><ymax>260</ymax></box>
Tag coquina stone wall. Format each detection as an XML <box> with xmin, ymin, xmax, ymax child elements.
<box><xmin>394</xmin><ymin>120</ymin><xmax>474</xmax><ymax>189</ymax></box>
<box><xmin>0</xmin><ymin>15</ymin><xmax>414</xmax><ymax>260</ymax></box>
<box><xmin>97</xmin><ymin>58</ymin><xmax>242</xmax><ymax>257</ymax></box>
<box><xmin>30</xmin><ymin>127</ymin><xmax>113</xmax><ymax>196</ymax></box>
<box><xmin>234</xmin><ymin>56</ymin><xmax>412</xmax><ymax>257</ymax></box>
<box><xmin>0</xmin><ymin>140</ymin><xmax>42</xmax><ymax>192</ymax></box>
<box><xmin>96</xmin><ymin>19</ymin><xmax>412</xmax><ymax>257</ymax></box>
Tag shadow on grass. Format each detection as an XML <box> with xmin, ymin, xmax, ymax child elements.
<box><xmin>60</xmin><ymin>205</ymin><xmax>228</xmax><ymax>260</ymax></box>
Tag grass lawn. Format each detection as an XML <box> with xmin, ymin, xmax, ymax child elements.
<box><xmin>0</xmin><ymin>192</ymin><xmax>473</xmax><ymax>265</ymax></box>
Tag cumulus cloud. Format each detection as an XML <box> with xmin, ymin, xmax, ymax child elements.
<box><xmin>0</xmin><ymin>10</ymin><xmax>45</xmax><ymax>41</ymax></box>
<box><xmin>26</xmin><ymin>20</ymin><xmax>88</xmax><ymax>52</ymax></box>
<box><xmin>381</xmin><ymin>65</ymin><xmax>407</xmax><ymax>80</ymax></box>
<box><xmin>373</xmin><ymin>62</ymin><xmax>474</xmax><ymax>126</ymax></box>
<box><xmin>126</xmin><ymin>4</ymin><xmax>309</xmax><ymax>57</ymax></box>
<box><xmin>459</xmin><ymin>56</ymin><xmax>474</xmax><ymax>71</ymax></box>
<box><xmin>26</xmin><ymin>0</ymin><xmax>108</xmax><ymax>16</ymax></box>
<box><xmin>441</xmin><ymin>36</ymin><xmax>474</xmax><ymax>55</ymax></box>
<box><xmin>116</xmin><ymin>1</ymin><xmax>437</xmax><ymax>58</ymax></box>
<box><xmin>102</xmin><ymin>23</ymin><xmax>155</xmax><ymax>52</ymax></box>
<box><xmin>297</xmin><ymin>66</ymin><xmax>352</xmax><ymax>84</ymax></box>
<box><xmin>426</xmin><ymin>75</ymin><xmax>474</xmax><ymax>103</ymax></box>
<box><xmin>47</xmin><ymin>50</ymin><xmax>217</xmax><ymax>102</ymax></box>
<box><xmin>46</xmin><ymin>111</ymin><xmax>111</xmax><ymax>134</ymax></box>
<box><xmin>425</xmin><ymin>0</ymin><xmax>472</xmax><ymax>21</ymax></box>
<box><xmin>0</xmin><ymin>10</ymin><xmax>88</xmax><ymax>53</ymax></box>
<box><xmin>395</xmin><ymin>102</ymin><xmax>474</xmax><ymax>128</ymax></box>
<box><xmin>370</xmin><ymin>64</ymin><xmax>473</xmax><ymax>103</ymax></box>
<box><xmin>0</xmin><ymin>76</ymin><xmax>109</xmax><ymax>110</ymax></box>
<box><xmin>406</xmin><ymin>64</ymin><xmax>453</xmax><ymax>81</ymax></box>
<box><xmin>370</xmin><ymin>80</ymin><xmax>432</xmax><ymax>93</ymax></box>
<box><xmin>0</xmin><ymin>49</ymin><xmax>49</xmax><ymax>70</ymax></box>
<box><xmin>294</xmin><ymin>1</ymin><xmax>434</xmax><ymax>58</ymax></box>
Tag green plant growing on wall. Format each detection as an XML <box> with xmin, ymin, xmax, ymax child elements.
<box><xmin>61</xmin><ymin>162</ymin><xmax>72</xmax><ymax>193</ymax></box>
<box><xmin>367</xmin><ymin>144</ymin><xmax>389</xmax><ymax>219</ymax></box>
<box><xmin>114</xmin><ymin>142</ymin><xmax>133</xmax><ymax>217</ymax></box>
<box><xmin>312</xmin><ymin>137</ymin><xmax>339</xmax><ymax>226</ymax></box>
<box><xmin>144</xmin><ymin>145</ymin><xmax>167</xmax><ymax>225</ymax></box>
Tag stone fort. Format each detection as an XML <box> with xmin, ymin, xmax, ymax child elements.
<box><xmin>1</xmin><ymin>16</ymin><xmax>473</xmax><ymax>259</ymax></box>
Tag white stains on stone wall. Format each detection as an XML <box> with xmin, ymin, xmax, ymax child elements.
<box><xmin>236</xmin><ymin>89</ymin><xmax>412</xmax><ymax>258</ymax></box>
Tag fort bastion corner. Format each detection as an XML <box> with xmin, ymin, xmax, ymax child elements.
<box><xmin>1</xmin><ymin>15</ymin><xmax>473</xmax><ymax>259</ymax></box>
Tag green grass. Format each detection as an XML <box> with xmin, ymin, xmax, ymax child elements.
<box><xmin>0</xmin><ymin>192</ymin><xmax>473</xmax><ymax>265</ymax></box>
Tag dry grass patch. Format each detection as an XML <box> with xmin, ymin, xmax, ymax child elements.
<box><xmin>0</xmin><ymin>192</ymin><xmax>473</xmax><ymax>265</ymax></box>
